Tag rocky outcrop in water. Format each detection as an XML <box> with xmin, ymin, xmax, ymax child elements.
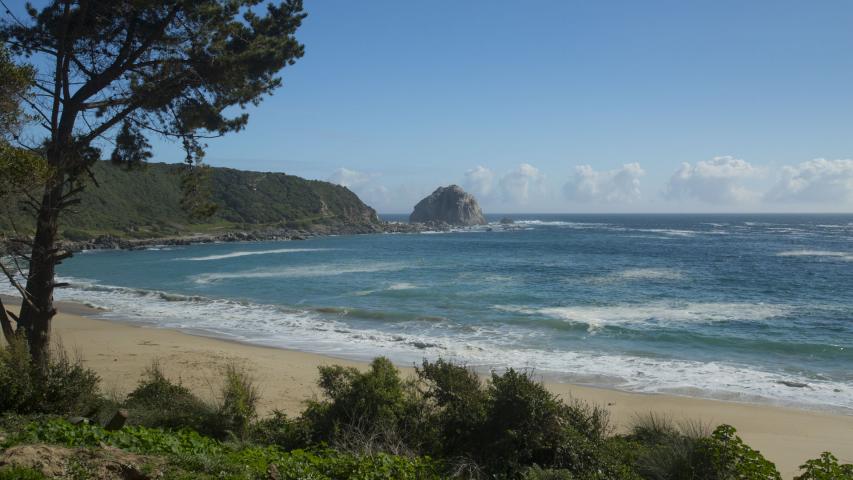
<box><xmin>409</xmin><ymin>185</ymin><xmax>486</xmax><ymax>226</ymax></box>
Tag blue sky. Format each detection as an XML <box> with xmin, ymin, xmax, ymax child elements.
<box><xmin>12</xmin><ymin>1</ymin><xmax>853</xmax><ymax>213</ymax></box>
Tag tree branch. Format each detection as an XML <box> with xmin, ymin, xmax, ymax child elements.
<box><xmin>0</xmin><ymin>262</ymin><xmax>36</xmax><ymax>311</ymax></box>
<box><xmin>0</xmin><ymin>296</ymin><xmax>16</xmax><ymax>343</ymax></box>
<box><xmin>80</xmin><ymin>97</ymin><xmax>132</xmax><ymax>110</ymax></box>
<box><xmin>79</xmin><ymin>100</ymin><xmax>142</xmax><ymax>144</ymax></box>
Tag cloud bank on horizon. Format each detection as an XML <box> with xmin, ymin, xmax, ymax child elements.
<box><xmin>327</xmin><ymin>156</ymin><xmax>853</xmax><ymax>214</ymax></box>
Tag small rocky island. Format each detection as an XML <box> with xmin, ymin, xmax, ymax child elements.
<box><xmin>409</xmin><ymin>185</ymin><xmax>487</xmax><ymax>226</ymax></box>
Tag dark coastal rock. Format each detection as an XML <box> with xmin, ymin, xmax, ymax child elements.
<box><xmin>52</xmin><ymin>221</ymin><xmax>403</xmax><ymax>253</ymax></box>
<box><xmin>499</xmin><ymin>217</ymin><xmax>514</xmax><ymax>224</ymax></box>
<box><xmin>409</xmin><ymin>185</ymin><xmax>486</xmax><ymax>226</ymax></box>
<box><xmin>777</xmin><ymin>380</ymin><xmax>810</xmax><ymax>388</ymax></box>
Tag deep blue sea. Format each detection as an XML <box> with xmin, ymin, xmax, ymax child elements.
<box><xmin>19</xmin><ymin>214</ymin><xmax>853</xmax><ymax>411</ymax></box>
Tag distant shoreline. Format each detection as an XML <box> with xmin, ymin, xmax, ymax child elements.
<box><xmin>53</xmin><ymin>220</ymin><xmax>442</xmax><ymax>253</ymax></box>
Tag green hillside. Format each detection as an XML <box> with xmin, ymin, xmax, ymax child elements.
<box><xmin>1</xmin><ymin>161</ymin><xmax>379</xmax><ymax>239</ymax></box>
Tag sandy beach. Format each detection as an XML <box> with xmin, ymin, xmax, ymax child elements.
<box><xmin>2</xmin><ymin>299</ymin><xmax>851</xmax><ymax>478</ymax></box>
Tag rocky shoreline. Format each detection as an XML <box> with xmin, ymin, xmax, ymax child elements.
<box><xmin>54</xmin><ymin>220</ymin><xmax>463</xmax><ymax>253</ymax></box>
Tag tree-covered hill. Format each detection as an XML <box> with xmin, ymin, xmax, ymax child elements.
<box><xmin>1</xmin><ymin>161</ymin><xmax>379</xmax><ymax>239</ymax></box>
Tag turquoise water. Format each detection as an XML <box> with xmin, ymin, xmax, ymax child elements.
<box><xmin>27</xmin><ymin>214</ymin><xmax>853</xmax><ymax>411</ymax></box>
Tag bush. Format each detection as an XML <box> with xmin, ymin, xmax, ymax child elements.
<box><xmin>248</xmin><ymin>410</ymin><xmax>312</xmax><ymax>451</ymax></box>
<box><xmin>630</xmin><ymin>414</ymin><xmax>704</xmax><ymax>480</ymax></box>
<box><xmin>303</xmin><ymin>357</ymin><xmax>424</xmax><ymax>454</ymax></box>
<box><xmin>479</xmin><ymin>368</ymin><xmax>569</xmax><ymax>474</ymax></box>
<box><xmin>300</xmin><ymin>358</ymin><xmax>637</xmax><ymax>478</ymax></box>
<box><xmin>123</xmin><ymin>362</ymin><xmax>218</xmax><ymax>436</ymax></box>
<box><xmin>795</xmin><ymin>452</ymin><xmax>853</xmax><ymax>480</ymax></box>
<box><xmin>415</xmin><ymin>358</ymin><xmax>486</xmax><ymax>457</ymax></box>
<box><xmin>477</xmin><ymin>368</ymin><xmax>623</xmax><ymax>477</ymax></box>
<box><xmin>217</xmin><ymin>363</ymin><xmax>260</xmax><ymax>440</ymax></box>
<box><xmin>522</xmin><ymin>465</ymin><xmax>576</xmax><ymax>480</ymax></box>
<box><xmin>0</xmin><ymin>336</ymin><xmax>33</xmax><ymax>413</ymax></box>
<box><xmin>120</xmin><ymin>361</ymin><xmax>267</xmax><ymax>442</ymax></box>
<box><xmin>0</xmin><ymin>336</ymin><xmax>100</xmax><ymax>416</ymax></box>
<box><xmin>692</xmin><ymin>425</ymin><xmax>781</xmax><ymax>480</ymax></box>
<box><xmin>633</xmin><ymin>421</ymin><xmax>780</xmax><ymax>480</ymax></box>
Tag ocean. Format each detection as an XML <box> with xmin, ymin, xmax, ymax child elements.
<box><xmin>20</xmin><ymin>214</ymin><xmax>853</xmax><ymax>412</ymax></box>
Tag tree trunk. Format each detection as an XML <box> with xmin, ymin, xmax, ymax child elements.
<box><xmin>16</xmin><ymin>179</ymin><xmax>64</xmax><ymax>366</ymax></box>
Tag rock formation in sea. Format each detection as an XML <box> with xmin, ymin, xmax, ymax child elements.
<box><xmin>409</xmin><ymin>185</ymin><xmax>487</xmax><ymax>226</ymax></box>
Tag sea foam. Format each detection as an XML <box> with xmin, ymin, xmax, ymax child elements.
<box><xmin>3</xmin><ymin>277</ymin><xmax>849</xmax><ymax>412</ymax></box>
<box><xmin>595</xmin><ymin>268</ymin><xmax>684</xmax><ymax>282</ymax></box>
<box><xmin>180</xmin><ymin>248</ymin><xmax>330</xmax><ymax>261</ymax></box>
<box><xmin>21</xmin><ymin>278</ymin><xmax>849</xmax><ymax>413</ymax></box>
<box><xmin>496</xmin><ymin>302</ymin><xmax>788</xmax><ymax>331</ymax></box>
<box><xmin>191</xmin><ymin>262</ymin><xmax>410</xmax><ymax>283</ymax></box>
<box><xmin>776</xmin><ymin>250</ymin><xmax>853</xmax><ymax>261</ymax></box>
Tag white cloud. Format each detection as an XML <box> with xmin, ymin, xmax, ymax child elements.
<box><xmin>563</xmin><ymin>163</ymin><xmax>645</xmax><ymax>203</ymax></box>
<box><xmin>463</xmin><ymin>165</ymin><xmax>495</xmax><ymax>197</ymax></box>
<box><xmin>499</xmin><ymin>163</ymin><xmax>545</xmax><ymax>203</ymax></box>
<box><xmin>665</xmin><ymin>156</ymin><xmax>759</xmax><ymax>204</ymax></box>
<box><xmin>766</xmin><ymin>158</ymin><xmax>853</xmax><ymax>203</ymax></box>
<box><xmin>327</xmin><ymin>167</ymin><xmax>374</xmax><ymax>188</ymax></box>
<box><xmin>327</xmin><ymin>167</ymin><xmax>395</xmax><ymax>210</ymax></box>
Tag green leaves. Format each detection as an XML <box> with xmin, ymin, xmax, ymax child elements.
<box><xmin>0</xmin><ymin>46</ymin><xmax>34</xmax><ymax>140</ymax></box>
<box><xmin>15</xmin><ymin>419</ymin><xmax>223</xmax><ymax>456</ymax></box>
<box><xmin>693</xmin><ymin>425</ymin><xmax>782</xmax><ymax>480</ymax></box>
<box><xmin>795</xmin><ymin>452</ymin><xmax>853</xmax><ymax>480</ymax></box>
<box><xmin>9</xmin><ymin>419</ymin><xmax>442</xmax><ymax>480</ymax></box>
<box><xmin>110</xmin><ymin>121</ymin><xmax>152</xmax><ymax>170</ymax></box>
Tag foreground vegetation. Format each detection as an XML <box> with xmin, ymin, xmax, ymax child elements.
<box><xmin>0</xmin><ymin>339</ymin><xmax>851</xmax><ymax>479</ymax></box>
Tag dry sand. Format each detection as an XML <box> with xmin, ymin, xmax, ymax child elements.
<box><xmin>3</xmin><ymin>300</ymin><xmax>851</xmax><ymax>478</ymax></box>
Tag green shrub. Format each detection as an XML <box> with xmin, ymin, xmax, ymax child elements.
<box><xmin>0</xmin><ymin>466</ymin><xmax>48</xmax><ymax>480</ymax></box>
<box><xmin>35</xmin><ymin>347</ymin><xmax>101</xmax><ymax>415</ymax></box>
<box><xmin>248</xmin><ymin>409</ymin><xmax>311</xmax><ymax>451</ymax></box>
<box><xmin>123</xmin><ymin>362</ymin><xmax>218</xmax><ymax>436</ymax></box>
<box><xmin>630</xmin><ymin>420</ymin><xmax>778</xmax><ymax>480</ymax></box>
<box><xmin>691</xmin><ymin>425</ymin><xmax>781</xmax><ymax>480</ymax></box>
<box><xmin>0</xmin><ymin>336</ymin><xmax>34</xmax><ymax>413</ymax></box>
<box><xmin>300</xmin><ymin>358</ymin><xmax>637</xmax><ymax>477</ymax></box>
<box><xmin>0</xmin><ymin>336</ymin><xmax>100</xmax><ymax>416</ymax></box>
<box><xmin>477</xmin><ymin>368</ymin><xmax>622</xmax><ymax>477</ymax></box>
<box><xmin>522</xmin><ymin>465</ymin><xmax>576</xmax><ymax>480</ymax></box>
<box><xmin>303</xmin><ymin>357</ymin><xmax>424</xmax><ymax>454</ymax></box>
<box><xmin>217</xmin><ymin>363</ymin><xmax>259</xmax><ymax>440</ymax></box>
<box><xmin>479</xmin><ymin>368</ymin><xmax>569</xmax><ymax>474</ymax></box>
<box><xmin>629</xmin><ymin>412</ymin><xmax>680</xmax><ymax>445</ymax></box>
<box><xmin>628</xmin><ymin>422</ymin><xmax>778</xmax><ymax>480</ymax></box>
<box><xmin>795</xmin><ymin>452</ymin><xmax>853</xmax><ymax>480</ymax></box>
<box><xmin>415</xmin><ymin>358</ymin><xmax>486</xmax><ymax>457</ymax></box>
<box><xmin>630</xmin><ymin>414</ymin><xmax>704</xmax><ymax>480</ymax></box>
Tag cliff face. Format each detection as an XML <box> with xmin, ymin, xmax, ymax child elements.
<box><xmin>409</xmin><ymin>185</ymin><xmax>487</xmax><ymax>226</ymax></box>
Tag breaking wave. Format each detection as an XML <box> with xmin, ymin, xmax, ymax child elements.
<box><xmin>179</xmin><ymin>248</ymin><xmax>331</xmax><ymax>261</ymax></box>
<box><xmin>494</xmin><ymin>302</ymin><xmax>788</xmax><ymax>331</ymax></box>
<box><xmin>191</xmin><ymin>262</ymin><xmax>410</xmax><ymax>283</ymax></box>
<box><xmin>776</xmin><ymin>250</ymin><xmax>853</xmax><ymax>261</ymax></box>
<box><xmin>17</xmin><ymin>277</ymin><xmax>849</xmax><ymax>413</ymax></box>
